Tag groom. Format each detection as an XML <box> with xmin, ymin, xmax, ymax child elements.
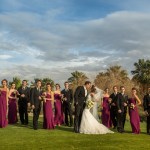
<box><xmin>74</xmin><ymin>81</ymin><xmax>91</xmax><ymax>133</ymax></box>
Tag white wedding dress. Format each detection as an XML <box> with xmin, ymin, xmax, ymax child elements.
<box><xmin>90</xmin><ymin>87</ymin><xmax>103</xmax><ymax>121</ymax></box>
<box><xmin>80</xmin><ymin>88</ymin><xmax>114</xmax><ymax>134</ymax></box>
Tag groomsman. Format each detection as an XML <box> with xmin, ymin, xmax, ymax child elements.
<box><xmin>18</xmin><ymin>80</ymin><xmax>30</xmax><ymax>125</ymax></box>
<box><xmin>61</xmin><ymin>82</ymin><xmax>73</xmax><ymax>127</ymax></box>
<box><xmin>31</xmin><ymin>80</ymin><xmax>43</xmax><ymax>130</ymax></box>
<box><xmin>117</xmin><ymin>86</ymin><xmax>128</xmax><ymax>133</ymax></box>
<box><xmin>110</xmin><ymin>86</ymin><xmax>119</xmax><ymax>129</ymax></box>
<box><xmin>74</xmin><ymin>81</ymin><xmax>91</xmax><ymax>133</ymax></box>
<box><xmin>143</xmin><ymin>87</ymin><xmax>150</xmax><ymax>135</ymax></box>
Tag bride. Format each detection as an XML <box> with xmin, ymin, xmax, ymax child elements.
<box><xmin>79</xmin><ymin>85</ymin><xmax>114</xmax><ymax>134</ymax></box>
<box><xmin>90</xmin><ymin>87</ymin><xmax>103</xmax><ymax>121</ymax></box>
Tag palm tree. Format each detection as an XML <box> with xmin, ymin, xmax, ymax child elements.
<box><xmin>9</xmin><ymin>77</ymin><xmax>22</xmax><ymax>89</ymax></box>
<box><xmin>107</xmin><ymin>66</ymin><xmax>129</xmax><ymax>82</ymax></box>
<box><xmin>31</xmin><ymin>78</ymin><xmax>54</xmax><ymax>90</ymax></box>
<box><xmin>94</xmin><ymin>65</ymin><xmax>133</xmax><ymax>94</ymax></box>
<box><xmin>42</xmin><ymin>78</ymin><xmax>55</xmax><ymax>89</ymax></box>
<box><xmin>68</xmin><ymin>71</ymin><xmax>88</xmax><ymax>88</ymax></box>
<box><xmin>131</xmin><ymin>59</ymin><xmax>150</xmax><ymax>92</ymax></box>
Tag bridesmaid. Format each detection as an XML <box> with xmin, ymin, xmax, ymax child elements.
<box><xmin>8</xmin><ymin>83</ymin><xmax>18</xmax><ymax>124</ymax></box>
<box><xmin>0</xmin><ymin>79</ymin><xmax>9</xmax><ymax>128</ymax></box>
<box><xmin>128</xmin><ymin>88</ymin><xmax>141</xmax><ymax>134</ymax></box>
<box><xmin>54</xmin><ymin>84</ymin><xmax>64</xmax><ymax>126</ymax></box>
<box><xmin>43</xmin><ymin>83</ymin><xmax>55</xmax><ymax>129</ymax></box>
<box><xmin>101</xmin><ymin>88</ymin><xmax>112</xmax><ymax>128</ymax></box>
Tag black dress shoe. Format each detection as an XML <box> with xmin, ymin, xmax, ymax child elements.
<box><xmin>147</xmin><ymin>133</ymin><xmax>150</xmax><ymax>135</ymax></box>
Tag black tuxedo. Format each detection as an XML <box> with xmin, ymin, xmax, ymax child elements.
<box><xmin>18</xmin><ymin>86</ymin><xmax>30</xmax><ymax>125</ymax></box>
<box><xmin>117</xmin><ymin>93</ymin><xmax>128</xmax><ymax>133</ymax></box>
<box><xmin>74</xmin><ymin>86</ymin><xmax>87</xmax><ymax>133</ymax></box>
<box><xmin>61</xmin><ymin>89</ymin><xmax>73</xmax><ymax>126</ymax></box>
<box><xmin>110</xmin><ymin>93</ymin><xmax>119</xmax><ymax>128</ymax></box>
<box><xmin>143</xmin><ymin>93</ymin><xmax>150</xmax><ymax>134</ymax></box>
<box><xmin>31</xmin><ymin>87</ymin><xmax>42</xmax><ymax>130</ymax></box>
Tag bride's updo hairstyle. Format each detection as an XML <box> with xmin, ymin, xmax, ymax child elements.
<box><xmin>91</xmin><ymin>85</ymin><xmax>96</xmax><ymax>93</ymax></box>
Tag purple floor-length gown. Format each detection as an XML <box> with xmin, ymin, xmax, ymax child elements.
<box><xmin>0</xmin><ymin>90</ymin><xmax>8</xmax><ymax>128</ymax></box>
<box><xmin>43</xmin><ymin>93</ymin><xmax>55</xmax><ymax>129</ymax></box>
<box><xmin>128</xmin><ymin>98</ymin><xmax>140</xmax><ymax>134</ymax></box>
<box><xmin>102</xmin><ymin>97</ymin><xmax>112</xmax><ymax>128</ymax></box>
<box><xmin>8</xmin><ymin>92</ymin><xmax>18</xmax><ymax>124</ymax></box>
<box><xmin>54</xmin><ymin>93</ymin><xmax>64</xmax><ymax>125</ymax></box>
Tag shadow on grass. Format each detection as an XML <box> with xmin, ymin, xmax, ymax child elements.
<box><xmin>10</xmin><ymin>120</ymin><xmax>44</xmax><ymax>130</ymax></box>
<box><xmin>56</xmin><ymin>125</ymin><xmax>74</xmax><ymax>133</ymax></box>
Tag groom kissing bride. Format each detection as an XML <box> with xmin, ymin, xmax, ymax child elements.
<box><xmin>74</xmin><ymin>81</ymin><xmax>114</xmax><ymax>134</ymax></box>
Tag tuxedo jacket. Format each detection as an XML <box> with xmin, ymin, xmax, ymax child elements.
<box><xmin>18</xmin><ymin>86</ymin><xmax>30</xmax><ymax>104</ymax></box>
<box><xmin>117</xmin><ymin>93</ymin><xmax>128</xmax><ymax>113</ymax></box>
<box><xmin>61</xmin><ymin>89</ymin><xmax>73</xmax><ymax>104</ymax></box>
<box><xmin>74</xmin><ymin>86</ymin><xmax>86</xmax><ymax>105</ymax></box>
<box><xmin>110</xmin><ymin>92</ymin><xmax>119</xmax><ymax>107</ymax></box>
<box><xmin>143</xmin><ymin>94</ymin><xmax>150</xmax><ymax>113</ymax></box>
<box><xmin>31</xmin><ymin>87</ymin><xmax>43</xmax><ymax>109</ymax></box>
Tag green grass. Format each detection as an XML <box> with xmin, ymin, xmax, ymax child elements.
<box><xmin>0</xmin><ymin>117</ymin><xmax>149</xmax><ymax>150</ymax></box>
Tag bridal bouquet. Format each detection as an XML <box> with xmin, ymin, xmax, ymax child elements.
<box><xmin>86</xmin><ymin>100</ymin><xmax>94</xmax><ymax>109</ymax></box>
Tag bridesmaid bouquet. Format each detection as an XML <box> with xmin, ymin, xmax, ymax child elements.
<box><xmin>130</xmin><ymin>103</ymin><xmax>135</xmax><ymax>109</ymax></box>
<box><xmin>61</xmin><ymin>94</ymin><xmax>67</xmax><ymax>101</ymax></box>
<box><xmin>86</xmin><ymin>100</ymin><xmax>94</xmax><ymax>109</ymax></box>
<box><xmin>13</xmin><ymin>90</ymin><xmax>19</xmax><ymax>95</ymax></box>
<box><xmin>41</xmin><ymin>95</ymin><xmax>46</xmax><ymax>102</ymax></box>
<box><xmin>108</xmin><ymin>98</ymin><xmax>112</xmax><ymax>104</ymax></box>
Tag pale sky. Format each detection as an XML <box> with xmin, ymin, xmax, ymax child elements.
<box><xmin>0</xmin><ymin>0</ymin><xmax>150</xmax><ymax>85</ymax></box>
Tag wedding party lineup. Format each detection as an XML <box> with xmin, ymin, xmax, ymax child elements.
<box><xmin>0</xmin><ymin>79</ymin><xmax>150</xmax><ymax>135</ymax></box>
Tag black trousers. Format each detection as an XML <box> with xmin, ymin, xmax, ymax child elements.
<box><xmin>18</xmin><ymin>101</ymin><xmax>28</xmax><ymax>124</ymax></box>
<box><xmin>147</xmin><ymin>115</ymin><xmax>150</xmax><ymax>134</ymax></box>
<box><xmin>63</xmin><ymin>102</ymin><xmax>73</xmax><ymax>126</ymax></box>
<box><xmin>110</xmin><ymin>107</ymin><xmax>117</xmax><ymax>128</ymax></box>
<box><xmin>74</xmin><ymin>103</ymin><xmax>85</xmax><ymax>133</ymax></box>
<box><xmin>117</xmin><ymin>112</ymin><xmax>126</xmax><ymax>132</ymax></box>
<box><xmin>33</xmin><ymin>107</ymin><xmax>41</xmax><ymax>129</ymax></box>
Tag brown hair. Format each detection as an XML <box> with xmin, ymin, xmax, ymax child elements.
<box><xmin>46</xmin><ymin>83</ymin><xmax>52</xmax><ymax>86</ymax></box>
<box><xmin>85</xmin><ymin>81</ymin><xmax>91</xmax><ymax>85</ymax></box>
<box><xmin>132</xmin><ymin>87</ymin><xmax>137</xmax><ymax>91</ymax></box>
<box><xmin>104</xmin><ymin>88</ymin><xmax>109</xmax><ymax>92</ymax></box>
<box><xmin>113</xmin><ymin>85</ymin><xmax>118</xmax><ymax>89</ymax></box>
<box><xmin>120</xmin><ymin>86</ymin><xmax>125</xmax><ymax>90</ymax></box>
<box><xmin>91</xmin><ymin>85</ymin><xmax>96</xmax><ymax>93</ymax></box>
<box><xmin>36</xmin><ymin>79</ymin><xmax>42</xmax><ymax>83</ymax></box>
<box><xmin>55</xmin><ymin>83</ymin><xmax>60</xmax><ymax>88</ymax></box>
<box><xmin>64</xmin><ymin>81</ymin><xmax>69</xmax><ymax>84</ymax></box>
<box><xmin>1</xmin><ymin>79</ymin><xmax>8</xmax><ymax>84</ymax></box>
<box><xmin>11</xmin><ymin>82</ymin><xmax>16</xmax><ymax>86</ymax></box>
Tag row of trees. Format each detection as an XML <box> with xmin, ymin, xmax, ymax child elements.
<box><xmin>9</xmin><ymin>59</ymin><xmax>149</xmax><ymax>96</ymax></box>
<box><xmin>68</xmin><ymin>59</ymin><xmax>150</xmax><ymax>95</ymax></box>
<box><xmin>9</xmin><ymin>77</ymin><xmax>54</xmax><ymax>90</ymax></box>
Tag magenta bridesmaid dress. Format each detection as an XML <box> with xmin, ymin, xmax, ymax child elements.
<box><xmin>102</xmin><ymin>97</ymin><xmax>112</xmax><ymax>128</ymax></box>
<box><xmin>43</xmin><ymin>93</ymin><xmax>55</xmax><ymax>129</ymax></box>
<box><xmin>54</xmin><ymin>93</ymin><xmax>64</xmax><ymax>125</ymax></box>
<box><xmin>8</xmin><ymin>92</ymin><xmax>18</xmax><ymax>124</ymax></box>
<box><xmin>0</xmin><ymin>90</ymin><xmax>8</xmax><ymax>128</ymax></box>
<box><xmin>128</xmin><ymin>98</ymin><xmax>140</xmax><ymax>134</ymax></box>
